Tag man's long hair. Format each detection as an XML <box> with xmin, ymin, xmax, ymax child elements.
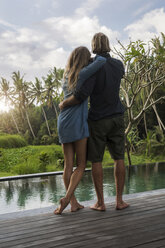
<box><xmin>92</xmin><ymin>32</ymin><xmax>110</xmax><ymax>54</ymax></box>
<box><xmin>64</xmin><ymin>46</ymin><xmax>91</xmax><ymax>90</ymax></box>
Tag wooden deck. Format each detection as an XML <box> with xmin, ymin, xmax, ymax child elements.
<box><xmin>0</xmin><ymin>192</ymin><xmax>165</xmax><ymax>248</ymax></box>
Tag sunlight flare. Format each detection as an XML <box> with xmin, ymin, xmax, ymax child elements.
<box><xmin>0</xmin><ymin>99</ymin><xmax>12</xmax><ymax>112</ymax></box>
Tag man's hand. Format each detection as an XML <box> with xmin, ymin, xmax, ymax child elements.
<box><xmin>59</xmin><ymin>95</ymin><xmax>80</xmax><ymax>111</ymax></box>
<box><xmin>59</xmin><ymin>101</ymin><xmax>65</xmax><ymax>110</ymax></box>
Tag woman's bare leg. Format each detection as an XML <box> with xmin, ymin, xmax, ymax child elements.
<box><xmin>62</xmin><ymin>143</ymin><xmax>84</xmax><ymax>211</ymax></box>
<box><xmin>54</xmin><ymin>138</ymin><xmax>87</xmax><ymax>214</ymax></box>
<box><xmin>54</xmin><ymin>143</ymin><xmax>75</xmax><ymax>214</ymax></box>
<box><xmin>68</xmin><ymin>138</ymin><xmax>87</xmax><ymax>211</ymax></box>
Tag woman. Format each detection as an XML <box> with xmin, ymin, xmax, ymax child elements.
<box><xmin>54</xmin><ymin>46</ymin><xmax>106</xmax><ymax>214</ymax></box>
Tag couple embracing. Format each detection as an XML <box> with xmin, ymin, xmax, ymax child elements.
<box><xmin>54</xmin><ymin>32</ymin><xmax>129</xmax><ymax>215</ymax></box>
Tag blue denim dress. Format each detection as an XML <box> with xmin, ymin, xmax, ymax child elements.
<box><xmin>57</xmin><ymin>56</ymin><xmax>106</xmax><ymax>144</ymax></box>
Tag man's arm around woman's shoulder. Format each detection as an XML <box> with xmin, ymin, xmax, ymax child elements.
<box><xmin>59</xmin><ymin>56</ymin><xmax>106</xmax><ymax>110</ymax></box>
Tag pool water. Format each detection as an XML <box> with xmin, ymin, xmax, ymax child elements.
<box><xmin>0</xmin><ymin>162</ymin><xmax>165</xmax><ymax>214</ymax></box>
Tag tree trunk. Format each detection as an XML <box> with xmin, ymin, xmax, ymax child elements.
<box><xmin>42</xmin><ymin>106</ymin><xmax>51</xmax><ymax>136</ymax></box>
<box><xmin>126</xmin><ymin>138</ymin><xmax>132</xmax><ymax>166</ymax></box>
<box><xmin>11</xmin><ymin>111</ymin><xmax>20</xmax><ymax>134</ymax></box>
<box><xmin>143</xmin><ymin>112</ymin><xmax>148</xmax><ymax>137</ymax></box>
<box><xmin>53</xmin><ymin>102</ymin><xmax>58</xmax><ymax>118</ymax></box>
<box><xmin>152</xmin><ymin>103</ymin><xmax>165</xmax><ymax>131</ymax></box>
<box><xmin>25</xmin><ymin>110</ymin><xmax>36</xmax><ymax>139</ymax></box>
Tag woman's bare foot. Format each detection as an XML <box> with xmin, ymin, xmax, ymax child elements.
<box><xmin>116</xmin><ymin>201</ymin><xmax>129</xmax><ymax>210</ymax></box>
<box><xmin>90</xmin><ymin>202</ymin><xmax>106</xmax><ymax>211</ymax></box>
<box><xmin>54</xmin><ymin>197</ymin><xmax>69</xmax><ymax>215</ymax></box>
<box><xmin>71</xmin><ymin>202</ymin><xmax>84</xmax><ymax>212</ymax></box>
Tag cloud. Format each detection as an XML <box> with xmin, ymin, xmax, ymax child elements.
<box><xmin>0</xmin><ymin>19</ymin><xmax>17</xmax><ymax>30</ymax></box>
<box><xmin>51</xmin><ymin>0</ymin><xmax>59</xmax><ymax>9</ymax></box>
<box><xmin>132</xmin><ymin>2</ymin><xmax>154</xmax><ymax>17</ymax></box>
<box><xmin>75</xmin><ymin>0</ymin><xmax>105</xmax><ymax>16</ymax></box>
<box><xmin>125</xmin><ymin>8</ymin><xmax>165</xmax><ymax>41</ymax></box>
<box><xmin>0</xmin><ymin>8</ymin><xmax>119</xmax><ymax>81</ymax></box>
<box><xmin>43</xmin><ymin>15</ymin><xmax>119</xmax><ymax>48</ymax></box>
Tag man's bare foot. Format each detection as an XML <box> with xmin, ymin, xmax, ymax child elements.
<box><xmin>71</xmin><ymin>202</ymin><xmax>84</xmax><ymax>212</ymax></box>
<box><xmin>116</xmin><ymin>201</ymin><xmax>129</xmax><ymax>210</ymax></box>
<box><xmin>90</xmin><ymin>202</ymin><xmax>106</xmax><ymax>211</ymax></box>
<box><xmin>54</xmin><ymin>197</ymin><xmax>69</xmax><ymax>215</ymax></box>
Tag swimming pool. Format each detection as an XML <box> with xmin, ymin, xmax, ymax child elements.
<box><xmin>0</xmin><ymin>162</ymin><xmax>165</xmax><ymax>214</ymax></box>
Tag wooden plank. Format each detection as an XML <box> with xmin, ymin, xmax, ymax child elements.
<box><xmin>0</xmin><ymin>193</ymin><xmax>165</xmax><ymax>248</ymax></box>
<box><xmin>1</xmin><ymin>192</ymin><xmax>165</xmax><ymax>226</ymax></box>
<box><xmin>0</xmin><ymin>192</ymin><xmax>164</xmax><ymax>231</ymax></box>
<box><xmin>8</xmin><ymin>227</ymin><xmax>165</xmax><ymax>248</ymax></box>
<box><xmin>0</xmin><ymin>209</ymin><xmax>164</xmax><ymax>241</ymax></box>
<box><xmin>0</xmin><ymin>203</ymin><xmax>164</xmax><ymax>237</ymax></box>
<box><xmin>131</xmin><ymin>238</ymin><xmax>165</xmax><ymax>248</ymax></box>
<box><xmin>0</xmin><ymin>203</ymin><xmax>164</xmax><ymax>239</ymax></box>
<box><xmin>0</xmin><ymin>206</ymin><xmax>165</xmax><ymax>248</ymax></box>
<box><xmin>1</xmin><ymin>195</ymin><xmax>165</xmax><ymax>232</ymax></box>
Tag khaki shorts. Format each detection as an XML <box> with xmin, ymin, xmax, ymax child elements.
<box><xmin>87</xmin><ymin>115</ymin><xmax>125</xmax><ymax>162</ymax></box>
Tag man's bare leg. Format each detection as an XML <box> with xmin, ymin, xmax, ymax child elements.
<box><xmin>114</xmin><ymin>159</ymin><xmax>129</xmax><ymax>210</ymax></box>
<box><xmin>90</xmin><ymin>162</ymin><xmax>106</xmax><ymax>211</ymax></box>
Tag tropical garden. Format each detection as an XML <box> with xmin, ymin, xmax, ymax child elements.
<box><xmin>0</xmin><ymin>34</ymin><xmax>165</xmax><ymax>177</ymax></box>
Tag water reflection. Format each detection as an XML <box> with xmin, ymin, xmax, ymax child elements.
<box><xmin>0</xmin><ymin>162</ymin><xmax>165</xmax><ymax>214</ymax></box>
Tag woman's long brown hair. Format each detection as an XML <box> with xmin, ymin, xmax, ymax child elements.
<box><xmin>64</xmin><ymin>46</ymin><xmax>91</xmax><ymax>91</ymax></box>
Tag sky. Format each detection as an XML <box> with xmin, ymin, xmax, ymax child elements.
<box><xmin>0</xmin><ymin>0</ymin><xmax>165</xmax><ymax>82</ymax></box>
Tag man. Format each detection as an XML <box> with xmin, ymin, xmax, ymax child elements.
<box><xmin>60</xmin><ymin>32</ymin><xmax>129</xmax><ymax>211</ymax></box>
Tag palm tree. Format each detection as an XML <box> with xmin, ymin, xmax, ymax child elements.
<box><xmin>0</xmin><ymin>77</ymin><xmax>20</xmax><ymax>133</ymax></box>
<box><xmin>30</xmin><ymin>78</ymin><xmax>51</xmax><ymax>136</ymax></box>
<box><xmin>43</xmin><ymin>67</ymin><xmax>64</xmax><ymax>118</ymax></box>
<box><xmin>12</xmin><ymin>71</ymin><xmax>36</xmax><ymax>139</ymax></box>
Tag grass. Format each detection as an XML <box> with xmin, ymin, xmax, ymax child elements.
<box><xmin>0</xmin><ymin>172</ymin><xmax>17</xmax><ymax>177</ymax></box>
<box><xmin>0</xmin><ymin>145</ymin><xmax>164</xmax><ymax>177</ymax></box>
<box><xmin>102</xmin><ymin>150</ymin><xmax>165</xmax><ymax>167</ymax></box>
<box><xmin>0</xmin><ymin>134</ymin><xmax>27</xmax><ymax>148</ymax></box>
<box><xmin>0</xmin><ymin>145</ymin><xmax>64</xmax><ymax>176</ymax></box>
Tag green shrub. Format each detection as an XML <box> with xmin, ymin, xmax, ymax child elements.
<box><xmin>54</xmin><ymin>150</ymin><xmax>64</xmax><ymax>160</ymax></box>
<box><xmin>0</xmin><ymin>134</ymin><xmax>27</xmax><ymax>148</ymax></box>
<box><xmin>41</xmin><ymin>135</ymin><xmax>54</xmax><ymax>145</ymax></box>
<box><xmin>39</xmin><ymin>151</ymin><xmax>50</xmax><ymax>171</ymax></box>
<box><xmin>51</xmin><ymin>133</ymin><xmax>60</xmax><ymax>145</ymax></box>
<box><xmin>56</xmin><ymin>159</ymin><xmax>64</xmax><ymax>168</ymax></box>
<box><xmin>24</xmin><ymin>130</ymin><xmax>33</xmax><ymax>145</ymax></box>
<box><xmin>0</xmin><ymin>148</ymin><xmax>6</xmax><ymax>171</ymax></box>
<box><xmin>32</xmin><ymin>137</ymin><xmax>40</xmax><ymax>145</ymax></box>
<box><xmin>12</xmin><ymin>162</ymin><xmax>39</xmax><ymax>175</ymax></box>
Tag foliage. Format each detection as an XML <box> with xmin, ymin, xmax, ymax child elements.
<box><xmin>137</xmin><ymin>126</ymin><xmax>165</xmax><ymax>156</ymax></box>
<box><xmin>39</xmin><ymin>151</ymin><xmax>50</xmax><ymax>171</ymax></box>
<box><xmin>127</xmin><ymin>127</ymin><xmax>141</xmax><ymax>152</ymax></box>
<box><xmin>0</xmin><ymin>145</ymin><xmax>64</xmax><ymax>175</ymax></box>
<box><xmin>0</xmin><ymin>144</ymin><xmax>164</xmax><ymax>177</ymax></box>
<box><xmin>41</xmin><ymin>135</ymin><xmax>53</xmax><ymax>145</ymax></box>
<box><xmin>0</xmin><ymin>67</ymin><xmax>64</xmax><ymax>145</ymax></box>
<box><xmin>13</xmin><ymin>162</ymin><xmax>39</xmax><ymax>175</ymax></box>
<box><xmin>0</xmin><ymin>134</ymin><xmax>27</xmax><ymax>148</ymax></box>
<box><xmin>113</xmin><ymin>34</ymin><xmax>165</xmax><ymax>137</ymax></box>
